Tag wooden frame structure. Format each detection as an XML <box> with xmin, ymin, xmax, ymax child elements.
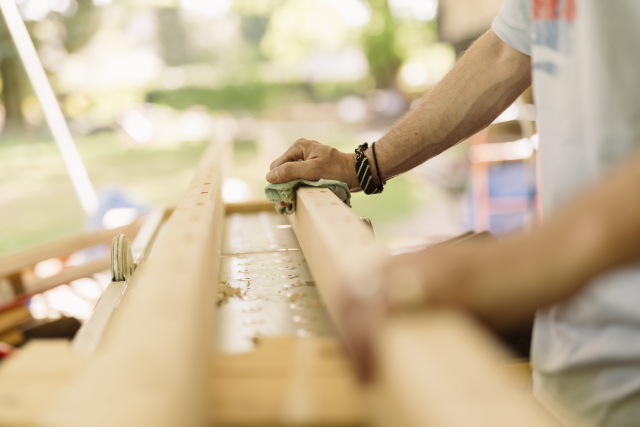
<box><xmin>0</xmin><ymin>141</ymin><xmax>567</xmax><ymax>426</ymax></box>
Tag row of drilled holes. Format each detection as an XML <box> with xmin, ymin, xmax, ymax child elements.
<box><xmin>311</xmin><ymin>190</ymin><xmax>371</xmax><ymax>245</ymax></box>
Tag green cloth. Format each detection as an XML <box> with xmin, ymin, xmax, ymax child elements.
<box><xmin>264</xmin><ymin>179</ymin><xmax>351</xmax><ymax>214</ymax></box>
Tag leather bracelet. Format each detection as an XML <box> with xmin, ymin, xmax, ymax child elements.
<box><xmin>355</xmin><ymin>143</ymin><xmax>384</xmax><ymax>195</ymax></box>
<box><xmin>371</xmin><ymin>141</ymin><xmax>385</xmax><ymax>186</ymax></box>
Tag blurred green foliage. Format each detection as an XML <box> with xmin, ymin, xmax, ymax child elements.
<box><xmin>146</xmin><ymin>78</ymin><xmax>376</xmax><ymax>111</ymax></box>
<box><xmin>147</xmin><ymin>84</ymin><xmax>293</xmax><ymax>112</ymax></box>
<box><xmin>0</xmin><ymin>134</ymin><xmax>207</xmax><ymax>255</ymax></box>
<box><xmin>0</xmin><ymin>0</ymin><xmax>452</xmax><ymax>254</ymax></box>
<box><xmin>61</xmin><ymin>0</ymin><xmax>100</xmax><ymax>53</ymax></box>
<box><xmin>361</xmin><ymin>0</ymin><xmax>401</xmax><ymax>88</ymax></box>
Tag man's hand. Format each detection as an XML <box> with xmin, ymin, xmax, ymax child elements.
<box><xmin>266</xmin><ymin>138</ymin><xmax>360</xmax><ymax>190</ymax></box>
<box><xmin>337</xmin><ymin>231</ymin><xmax>568</xmax><ymax>381</ymax></box>
<box><xmin>337</xmin><ymin>243</ymin><xmax>484</xmax><ymax>381</ymax></box>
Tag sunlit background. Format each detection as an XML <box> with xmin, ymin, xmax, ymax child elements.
<box><xmin>0</xmin><ymin>0</ymin><xmax>538</xmax><ymax>322</ymax></box>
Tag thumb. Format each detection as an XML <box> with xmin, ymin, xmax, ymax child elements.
<box><xmin>266</xmin><ymin>160</ymin><xmax>319</xmax><ymax>183</ymax></box>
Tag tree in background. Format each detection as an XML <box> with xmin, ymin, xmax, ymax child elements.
<box><xmin>0</xmin><ymin>0</ymin><xmax>99</xmax><ymax>137</ymax></box>
<box><xmin>61</xmin><ymin>0</ymin><xmax>100</xmax><ymax>54</ymax></box>
<box><xmin>361</xmin><ymin>0</ymin><xmax>401</xmax><ymax>89</ymax></box>
<box><xmin>156</xmin><ymin>7</ymin><xmax>190</xmax><ymax>67</ymax></box>
<box><xmin>0</xmin><ymin>17</ymin><xmax>26</xmax><ymax>136</ymax></box>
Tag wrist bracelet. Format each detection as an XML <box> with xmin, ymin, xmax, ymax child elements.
<box><xmin>372</xmin><ymin>141</ymin><xmax>385</xmax><ymax>186</ymax></box>
<box><xmin>355</xmin><ymin>142</ymin><xmax>384</xmax><ymax>195</ymax></box>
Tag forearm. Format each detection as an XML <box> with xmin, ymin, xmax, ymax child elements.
<box><xmin>440</xmin><ymin>148</ymin><xmax>640</xmax><ymax>328</ymax></box>
<box><xmin>527</xmin><ymin>147</ymin><xmax>640</xmax><ymax>302</ymax></box>
<box><xmin>367</xmin><ymin>29</ymin><xmax>531</xmax><ymax>185</ymax></box>
<box><xmin>338</xmin><ymin>149</ymin><xmax>640</xmax><ymax>372</ymax></box>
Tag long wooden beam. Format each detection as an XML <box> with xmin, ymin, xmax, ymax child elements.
<box><xmin>225</xmin><ymin>199</ymin><xmax>275</xmax><ymax>214</ymax></box>
<box><xmin>0</xmin><ymin>257</ymin><xmax>110</xmax><ymax>313</ymax></box>
<box><xmin>33</xmin><ymin>142</ymin><xmax>224</xmax><ymax>427</ymax></box>
<box><xmin>289</xmin><ymin>187</ymin><xmax>562</xmax><ymax>427</ymax></box>
<box><xmin>0</xmin><ymin>220</ymin><xmax>143</xmax><ymax>279</ymax></box>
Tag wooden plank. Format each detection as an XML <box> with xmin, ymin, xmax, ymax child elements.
<box><xmin>71</xmin><ymin>206</ymin><xmax>171</xmax><ymax>354</ymax></box>
<box><xmin>0</xmin><ymin>340</ymin><xmax>89</xmax><ymax>426</ymax></box>
<box><xmin>289</xmin><ymin>187</ymin><xmax>384</xmax><ymax>320</ymax></box>
<box><xmin>0</xmin><ymin>328</ymin><xmax>24</xmax><ymax>346</ymax></box>
<box><xmin>0</xmin><ymin>257</ymin><xmax>111</xmax><ymax>314</ymax></box>
<box><xmin>0</xmin><ymin>220</ymin><xmax>143</xmax><ymax>279</ymax></box>
<box><xmin>209</xmin><ymin>337</ymin><xmax>365</xmax><ymax>427</ymax></box>
<box><xmin>225</xmin><ymin>199</ymin><xmax>275</xmax><ymax>214</ymax></box>
<box><xmin>36</xmin><ymin>141</ymin><xmax>225</xmax><ymax>427</ymax></box>
<box><xmin>369</xmin><ymin>311</ymin><xmax>560</xmax><ymax>427</ymax></box>
<box><xmin>0</xmin><ymin>305</ymin><xmax>31</xmax><ymax>335</ymax></box>
<box><xmin>289</xmin><ymin>187</ymin><xmax>562</xmax><ymax>427</ymax></box>
<box><xmin>6</xmin><ymin>272</ymin><xmax>25</xmax><ymax>295</ymax></box>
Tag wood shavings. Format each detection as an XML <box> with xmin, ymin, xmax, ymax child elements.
<box><xmin>217</xmin><ymin>282</ymin><xmax>242</xmax><ymax>305</ymax></box>
<box><xmin>288</xmin><ymin>293</ymin><xmax>301</xmax><ymax>302</ymax></box>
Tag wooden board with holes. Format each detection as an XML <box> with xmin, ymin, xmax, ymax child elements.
<box><xmin>0</xmin><ymin>142</ymin><xmax>225</xmax><ymax>427</ymax></box>
<box><xmin>210</xmin><ymin>337</ymin><xmax>365</xmax><ymax>426</ymax></box>
<box><xmin>0</xmin><ymin>142</ymin><xmax>572</xmax><ymax>427</ymax></box>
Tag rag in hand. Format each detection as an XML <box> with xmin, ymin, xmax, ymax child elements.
<box><xmin>264</xmin><ymin>179</ymin><xmax>351</xmax><ymax>214</ymax></box>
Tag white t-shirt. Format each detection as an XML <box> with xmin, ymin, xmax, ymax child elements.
<box><xmin>492</xmin><ymin>1</ymin><xmax>640</xmax><ymax>426</ymax></box>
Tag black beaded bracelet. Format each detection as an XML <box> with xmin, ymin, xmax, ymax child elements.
<box><xmin>355</xmin><ymin>142</ymin><xmax>384</xmax><ymax>195</ymax></box>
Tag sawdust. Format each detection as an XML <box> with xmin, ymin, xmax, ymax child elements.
<box><xmin>217</xmin><ymin>281</ymin><xmax>242</xmax><ymax>305</ymax></box>
<box><xmin>288</xmin><ymin>293</ymin><xmax>300</xmax><ymax>302</ymax></box>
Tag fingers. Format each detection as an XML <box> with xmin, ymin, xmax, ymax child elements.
<box><xmin>336</xmin><ymin>265</ymin><xmax>391</xmax><ymax>382</ymax></box>
<box><xmin>269</xmin><ymin>138</ymin><xmax>317</xmax><ymax>170</ymax></box>
<box><xmin>340</xmin><ymin>295</ymin><xmax>382</xmax><ymax>382</ymax></box>
<box><xmin>266</xmin><ymin>159</ymin><xmax>322</xmax><ymax>183</ymax></box>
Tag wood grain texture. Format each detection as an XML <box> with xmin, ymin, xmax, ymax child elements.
<box><xmin>225</xmin><ymin>199</ymin><xmax>275</xmax><ymax>214</ymax></box>
<box><xmin>0</xmin><ymin>340</ymin><xmax>89</xmax><ymax>426</ymax></box>
<box><xmin>0</xmin><ymin>257</ymin><xmax>111</xmax><ymax>314</ymax></box>
<box><xmin>0</xmin><ymin>142</ymin><xmax>226</xmax><ymax>427</ymax></box>
<box><xmin>289</xmin><ymin>187</ymin><xmax>563</xmax><ymax>427</ymax></box>
<box><xmin>289</xmin><ymin>187</ymin><xmax>385</xmax><ymax>322</ymax></box>
<box><xmin>42</xmin><ymin>142</ymin><xmax>225</xmax><ymax>427</ymax></box>
<box><xmin>370</xmin><ymin>312</ymin><xmax>562</xmax><ymax>427</ymax></box>
<box><xmin>209</xmin><ymin>336</ymin><xmax>365</xmax><ymax>427</ymax></box>
<box><xmin>0</xmin><ymin>220</ymin><xmax>143</xmax><ymax>278</ymax></box>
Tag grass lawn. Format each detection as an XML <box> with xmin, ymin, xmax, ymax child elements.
<box><xmin>0</xmin><ymin>133</ymin><xmax>208</xmax><ymax>256</ymax></box>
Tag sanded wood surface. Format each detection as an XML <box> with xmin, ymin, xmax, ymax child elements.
<box><xmin>210</xmin><ymin>336</ymin><xmax>365</xmax><ymax>426</ymax></box>
<box><xmin>370</xmin><ymin>311</ymin><xmax>561</xmax><ymax>427</ymax></box>
<box><xmin>0</xmin><ymin>340</ymin><xmax>89</xmax><ymax>426</ymax></box>
<box><xmin>0</xmin><ymin>220</ymin><xmax>143</xmax><ymax>278</ymax></box>
<box><xmin>225</xmin><ymin>199</ymin><xmax>275</xmax><ymax>214</ymax></box>
<box><xmin>0</xmin><ymin>153</ymin><xmax>565</xmax><ymax>426</ymax></box>
<box><xmin>290</xmin><ymin>187</ymin><xmax>561</xmax><ymax>427</ymax></box>
<box><xmin>289</xmin><ymin>187</ymin><xmax>385</xmax><ymax>320</ymax></box>
<box><xmin>0</xmin><ymin>142</ymin><xmax>226</xmax><ymax>427</ymax></box>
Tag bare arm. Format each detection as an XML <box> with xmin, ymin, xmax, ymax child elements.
<box><xmin>339</xmin><ymin>147</ymin><xmax>640</xmax><ymax>377</ymax></box>
<box><xmin>266</xmin><ymin>29</ymin><xmax>531</xmax><ymax>188</ymax></box>
<box><xmin>427</xmin><ymin>146</ymin><xmax>640</xmax><ymax>329</ymax></box>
